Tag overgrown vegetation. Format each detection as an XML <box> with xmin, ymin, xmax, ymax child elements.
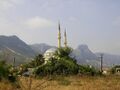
<box><xmin>0</xmin><ymin>47</ymin><xmax>120</xmax><ymax>90</ymax></box>
<box><xmin>34</xmin><ymin>47</ymin><xmax>78</xmax><ymax>76</ymax></box>
<box><xmin>0</xmin><ymin>61</ymin><xmax>9</xmax><ymax>80</ymax></box>
<box><xmin>110</xmin><ymin>65</ymin><xmax>120</xmax><ymax>74</ymax></box>
<box><xmin>33</xmin><ymin>47</ymin><xmax>99</xmax><ymax>76</ymax></box>
<box><xmin>78</xmin><ymin>65</ymin><xmax>100</xmax><ymax>76</ymax></box>
<box><xmin>0</xmin><ymin>47</ymin><xmax>100</xmax><ymax>81</ymax></box>
<box><xmin>0</xmin><ymin>61</ymin><xmax>17</xmax><ymax>82</ymax></box>
<box><xmin>26</xmin><ymin>54</ymin><xmax>44</xmax><ymax>68</ymax></box>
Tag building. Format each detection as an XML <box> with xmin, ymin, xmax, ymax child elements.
<box><xmin>43</xmin><ymin>23</ymin><xmax>68</xmax><ymax>64</ymax></box>
<box><xmin>44</xmin><ymin>48</ymin><xmax>57</xmax><ymax>64</ymax></box>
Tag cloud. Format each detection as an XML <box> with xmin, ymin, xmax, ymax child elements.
<box><xmin>0</xmin><ymin>17</ymin><xmax>21</xmax><ymax>36</ymax></box>
<box><xmin>0</xmin><ymin>0</ymin><xmax>23</xmax><ymax>10</ymax></box>
<box><xmin>69</xmin><ymin>17</ymin><xmax>77</xmax><ymax>21</ymax></box>
<box><xmin>24</xmin><ymin>16</ymin><xmax>55</xmax><ymax>29</ymax></box>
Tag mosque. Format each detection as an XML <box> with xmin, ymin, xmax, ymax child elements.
<box><xmin>44</xmin><ymin>23</ymin><xmax>68</xmax><ymax>64</ymax></box>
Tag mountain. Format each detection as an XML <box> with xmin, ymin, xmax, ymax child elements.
<box><xmin>0</xmin><ymin>35</ymin><xmax>120</xmax><ymax>67</ymax></box>
<box><xmin>0</xmin><ymin>35</ymin><xmax>36</xmax><ymax>57</ymax></box>
<box><xmin>70</xmin><ymin>45</ymin><xmax>99</xmax><ymax>67</ymax></box>
<box><xmin>70</xmin><ymin>44</ymin><xmax>120</xmax><ymax>67</ymax></box>
<box><xmin>0</xmin><ymin>48</ymin><xmax>28</xmax><ymax>65</ymax></box>
<box><xmin>0</xmin><ymin>35</ymin><xmax>36</xmax><ymax>65</ymax></box>
<box><xmin>96</xmin><ymin>53</ymin><xmax>120</xmax><ymax>67</ymax></box>
<box><xmin>30</xmin><ymin>43</ymin><xmax>55</xmax><ymax>54</ymax></box>
<box><xmin>70</xmin><ymin>45</ymin><xmax>98</xmax><ymax>63</ymax></box>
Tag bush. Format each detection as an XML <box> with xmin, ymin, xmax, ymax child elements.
<box><xmin>34</xmin><ymin>47</ymin><xmax>99</xmax><ymax>76</ymax></box>
<box><xmin>110</xmin><ymin>65</ymin><xmax>120</xmax><ymax>74</ymax></box>
<box><xmin>34</xmin><ymin>47</ymin><xmax>79</xmax><ymax>76</ymax></box>
<box><xmin>8</xmin><ymin>75</ymin><xmax>16</xmax><ymax>82</ymax></box>
<box><xmin>0</xmin><ymin>61</ymin><xmax>17</xmax><ymax>82</ymax></box>
<box><xmin>0</xmin><ymin>61</ymin><xmax>9</xmax><ymax>80</ymax></box>
<box><xmin>34</xmin><ymin>57</ymin><xmax>79</xmax><ymax>76</ymax></box>
<box><xmin>26</xmin><ymin>54</ymin><xmax>44</xmax><ymax>68</ymax></box>
<box><xmin>78</xmin><ymin>65</ymin><xmax>98</xmax><ymax>76</ymax></box>
<box><xmin>54</xmin><ymin>47</ymin><xmax>73</xmax><ymax>58</ymax></box>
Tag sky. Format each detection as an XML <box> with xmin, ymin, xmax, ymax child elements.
<box><xmin>0</xmin><ymin>0</ymin><xmax>120</xmax><ymax>55</ymax></box>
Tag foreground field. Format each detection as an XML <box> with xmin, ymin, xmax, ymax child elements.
<box><xmin>0</xmin><ymin>75</ymin><xmax>120</xmax><ymax>90</ymax></box>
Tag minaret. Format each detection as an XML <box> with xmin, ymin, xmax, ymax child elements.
<box><xmin>64</xmin><ymin>29</ymin><xmax>67</xmax><ymax>48</ymax></box>
<box><xmin>58</xmin><ymin>22</ymin><xmax>61</xmax><ymax>48</ymax></box>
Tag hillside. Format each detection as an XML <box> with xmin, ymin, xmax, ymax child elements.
<box><xmin>30</xmin><ymin>43</ymin><xmax>55</xmax><ymax>54</ymax></box>
<box><xmin>0</xmin><ymin>35</ymin><xmax>36</xmax><ymax>57</ymax></box>
<box><xmin>0</xmin><ymin>35</ymin><xmax>36</xmax><ymax>65</ymax></box>
<box><xmin>0</xmin><ymin>35</ymin><xmax>120</xmax><ymax>66</ymax></box>
<box><xmin>70</xmin><ymin>45</ymin><xmax>99</xmax><ymax>66</ymax></box>
<box><xmin>96</xmin><ymin>53</ymin><xmax>120</xmax><ymax>66</ymax></box>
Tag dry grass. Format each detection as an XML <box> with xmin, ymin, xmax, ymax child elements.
<box><xmin>0</xmin><ymin>75</ymin><xmax>120</xmax><ymax>90</ymax></box>
<box><xmin>0</xmin><ymin>80</ymin><xmax>17</xmax><ymax>90</ymax></box>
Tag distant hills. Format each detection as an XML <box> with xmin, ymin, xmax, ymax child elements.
<box><xmin>96</xmin><ymin>53</ymin><xmax>120</xmax><ymax>67</ymax></box>
<box><xmin>30</xmin><ymin>44</ymin><xmax>120</xmax><ymax>67</ymax></box>
<box><xmin>0</xmin><ymin>35</ymin><xmax>35</xmax><ymax>57</ymax></box>
<box><xmin>30</xmin><ymin>43</ymin><xmax>55</xmax><ymax>54</ymax></box>
<box><xmin>70</xmin><ymin>45</ymin><xmax>99</xmax><ymax>67</ymax></box>
<box><xmin>0</xmin><ymin>35</ymin><xmax>36</xmax><ymax>65</ymax></box>
<box><xmin>70</xmin><ymin>45</ymin><xmax>98</xmax><ymax>63</ymax></box>
<box><xmin>0</xmin><ymin>35</ymin><xmax>120</xmax><ymax>67</ymax></box>
<box><xmin>70</xmin><ymin>45</ymin><xmax>120</xmax><ymax>67</ymax></box>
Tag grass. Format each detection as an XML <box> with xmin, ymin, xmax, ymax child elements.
<box><xmin>0</xmin><ymin>75</ymin><xmax>120</xmax><ymax>90</ymax></box>
<box><xmin>0</xmin><ymin>80</ymin><xmax>18</xmax><ymax>90</ymax></box>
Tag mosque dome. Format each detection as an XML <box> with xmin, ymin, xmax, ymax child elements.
<box><xmin>44</xmin><ymin>48</ymin><xmax>57</xmax><ymax>64</ymax></box>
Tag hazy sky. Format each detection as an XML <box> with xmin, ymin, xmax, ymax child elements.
<box><xmin>0</xmin><ymin>0</ymin><xmax>120</xmax><ymax>54</ymax></box>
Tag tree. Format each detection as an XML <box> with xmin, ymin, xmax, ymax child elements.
<box><xmin>54</xmin><ymin>47</ymin><xmax>73</xmax><ymax>58</ymax></box>
<box><xmin>0</xmin><ymin>60</ymin><xmax>16</xmax><ymax>82</ymax></box>
<box><xmin>78</xmin><ymin>65</ymin><xmax>98</xmax><ymax>76</ymax></box>
<box><xmin>0</xmin><ymin>61</ymin><xmax>9</xmax><ymax>80</ymax></box>
<box><xmin>34</xmin><ymin>47</ymin><xmax>79</xmax><ymax>76</ymax></box>
<box><xmin>27</xmin><ymin>54</ymin><xmax>44</xmax><ymax>68</ymax></box>
<box><xmin>35</xmin><ymin>54</ymin><xmax>44</xmax><ymax>66</ymax></box>
<box><xmin>110</xmin><ymin>65</ymin><xmax>120</xmax><ymax>74</ymax></box>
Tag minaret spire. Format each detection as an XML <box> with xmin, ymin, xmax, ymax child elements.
<box><xmin>58</xmin><ymin>22</ymin><xmax>61</xmax><ymax>48</ymax></box>
<box><xmin>64</xmin><ymin>29</ymin><xmax>67</xmax><ymax>48</ymax></box>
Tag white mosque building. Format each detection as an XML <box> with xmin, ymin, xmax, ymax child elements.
<box><xmin>44</xmin><ymin>23</ymin><xmax>68</xmax><ymax>64</ymax></box>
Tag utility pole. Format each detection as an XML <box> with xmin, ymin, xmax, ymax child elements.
<box><xmin>100</xmin><ymin>54</ymin><xmax>104</xmax><ymax>73</ymax></box>
<box><xmin>13</xmin><ymin>57</ymin><xmax>16</xmax><ymax>68</ymax></box>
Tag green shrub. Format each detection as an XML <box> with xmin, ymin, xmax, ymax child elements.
<box><xmin>0</xmin><ymin>61</ymin><xmax>17</xmax><ymax>82</ymax></box>
<box><xmin>34</xmin><ymin>47</ymin><xmax>99</xmax><ymax>76</ymax></box>
<box><xmin>78</xmin><ymin>65</ymin><xmax>98</xmax><ymax>76</ymax></box>
<box><xmin>26</xmin><ymin>54</ymin><xmax>44</xmax><ymax>68</ymax></box>
<box><xmin>34</xmin><ymin>57</ymin><xmax>79</xmax><ymax>76</ymax></box>
<box><xmin>110</xmin><ymin>65</ymin><xmax>120</xmax><ymax>74</ymax></box>
<box><xmin>34</xmin><ymin>47</ymin><xmax>79</xmax><ymax>76</ymax></box>
<box><xmin>0</xmin><ymin>61</ymin><xmax>9</xmax><ymax>79</ymax></box>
